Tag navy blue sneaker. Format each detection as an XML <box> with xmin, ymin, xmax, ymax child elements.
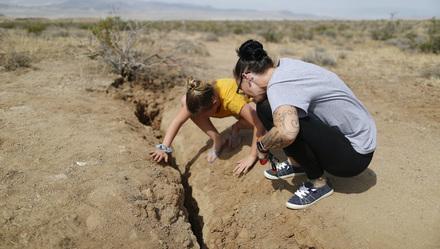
<box><xmin>286</xmin><ymin>181</ymin><xmax>334</xmax><ymax>209</ymax></box>
<box><xmin>264</xmin><ymin>160</ymin><xmax>306</xmax><ymax>180</ymax></box>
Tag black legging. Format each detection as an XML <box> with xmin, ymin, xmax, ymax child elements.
<box><xmin>257</xmin><ymin>99</ymin><xmax>374</xmax><ymax>179</ymax></box>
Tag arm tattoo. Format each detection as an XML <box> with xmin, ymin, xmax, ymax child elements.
<box><xmin>260</xmin><ymin>105</ymin><xmax>299</xmax><ymax>150</ymax></box>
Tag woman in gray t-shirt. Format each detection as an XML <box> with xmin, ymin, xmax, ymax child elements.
<box><xmin>233</xmin><ymin>39</ymin><xmax>376</xmax><ymax>209</ymax></box>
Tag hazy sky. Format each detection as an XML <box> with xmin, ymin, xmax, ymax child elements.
<box><xmin>2</xmin><ymin>0</ymin><xmax>440</xmax><ymax>19</ymax></box>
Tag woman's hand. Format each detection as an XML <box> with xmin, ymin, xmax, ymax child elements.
<box><xmin>233</xmin><ymin>155</ymin><xmax>258</xmax><ymax>176</ymax></box>
<box><xmin>150</xmin><ymin>149</ymin><xmax>169</xmax><ymax>163</ymax></box>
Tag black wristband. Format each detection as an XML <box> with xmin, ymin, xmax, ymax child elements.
<box><xmin>257</xmin><ymin>141</ymin><xmax>269</xmax><ymax>153</ymax></box>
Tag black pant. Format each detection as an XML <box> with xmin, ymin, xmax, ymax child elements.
<box><xmin>257</xmin><ymin>99</ymin><xmax>374</xmax><ymax>180</ymax></box>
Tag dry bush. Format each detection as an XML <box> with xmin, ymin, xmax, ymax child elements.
<box><xmin>278</xmin><ymin>47</ymin><xmax>296</xmax><ymax>56</ymax></box>
<box><xmin>421</xmin><ymin>63</ymin><xmax>440</xmax><ymax>79</ymax></box>
<box><xmin>371</xmin><ymin>20</ymin><xmax>399</xmax><ymax>41</ymax></box>
<box><xmin>175</xmin><ymin>39</ymin><xmax>210</xmax><ymax>56</ymax></box>
<box><xmin>0</xmin><ymin>30</ymin><xmax>32</xmax><ymax>71</ymax></box>
<box><xmin>259</xmin><ymin>28</ymin><xmax>284</xmax><ymax>43</ymax></box>
<box><xmin>90</xmin><ymin>17</ymin><xmax>185</xmax><ymax>89</ymax></box>
<box><xmin>338</xmin><ymin>51</ymin><xmax>348</xmax><ymax>60</ymax></box>
<box><xmin>203</xmin><ymin>33</ymin><xmax>219</xmax><ymax>42</ymax></box>
<box><xmin>0</xmin><ymin>50</ymin><xmax>32</xmax><ymax>71</ymax></box>
<box><xmin>385</xmin><ymin>35</ymin><xmax>424</xmax><ymax>51</ymax></box>
<box><xmin>288</xmin><ymin>24</ymin><xmax>314</xmax><ymax>41</ymax></box>
<box><xmin>419</xmin><ymin>18</ymin><xmax>440</xmax><ymax>54</ymax></box>
<box><xmin>302</xmin><ymin>47</ymin><xmax>337</xmax><ymax>66</ymax></box>
<box><xmin>42</xmin><ymin>26</ymin><xmax>70</xmax><ymax>38</ymax></box>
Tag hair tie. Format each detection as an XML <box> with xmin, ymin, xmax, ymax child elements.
<box><xmin>186</xmin><ymin>78</ymin><xmax>200</xmax><ymax>91</ymax></box>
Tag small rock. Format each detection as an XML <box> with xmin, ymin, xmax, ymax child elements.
<box><xmin>237</xmin><ymin>228</ymin><xmax>249</xmax><ymax>239</ymax></box>
<box><xmin>142</xmin><ymin>188</ymin><xmax>155</xmax><ymax>201</ymax></box>
<box><xmin>75</xmin><ymin>161</ymin><xmax>87</xmax><ymax>167</ymax></box>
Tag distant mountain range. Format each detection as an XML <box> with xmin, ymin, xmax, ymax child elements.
<box><xmin>0</xmin><ymin>0</ymin><xmax>327</xmax><ymax>20</ymax></box>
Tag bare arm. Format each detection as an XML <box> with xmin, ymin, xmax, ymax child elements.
<box><xmin>259</xmin><ymin>105</ymin><xmax>299</xmax><ymax>150</ymax></box>
<box><xmin>190</xmin><ymin>114</ymin><xmax>220</xmax><ymax>141</ymax></box>
<box><xmin>151</xmin><ymin>96</ymin><xmax>191</xmax><ymax>163</ymax></box>
<box><xmin>237</xmin><ymin>104</ymin><xmax>265</xmax><ymax>157</ymax></box>
<box><xmin>232</xmin><ymin>103</ymin><xmax>266</xmax><ymax>175</ymax></box>
<box><xmin>190</xmin><ymin>110</ymin><xmax>223</xmax><ymax>163</ymax></box>
<box><xmin>162</xmin><ymin>97</ymin><xmax>192</xmax><ymax>147</ymax></box>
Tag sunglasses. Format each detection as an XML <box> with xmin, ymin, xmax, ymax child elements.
<box><xmin>236</xmin><ymin>72</ymin><xmax>250</xmax><ymax>95</ymax></box>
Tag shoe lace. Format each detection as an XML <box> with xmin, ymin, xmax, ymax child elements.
<box><xmin>275</xmin><ymin>161</ymin><xmax>290</xmax><ymax>171</ymax></box>
<box><xmin>295</xmin><ymin>184</ymin><xmax>312</xmax><ymax>199</ymax></box>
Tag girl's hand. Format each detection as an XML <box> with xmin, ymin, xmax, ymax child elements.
<box><xmin>150</xmin><ymin>149</ymin><xmax>169</xmax><ymax>163</ymax></box>
<box><xmin>233</xmin><ymin>155</ymin><xmax>257</xmax><ymax>176</ymax></box>
<box><xmin>207</xmin><ymin>135</ymin><xmax>225</xmax><ymax>163</ymax></box>
<box><xmin>207</xmin><ymin>148</ymin><xmax>218</xmax><ymax>163</ymax></box>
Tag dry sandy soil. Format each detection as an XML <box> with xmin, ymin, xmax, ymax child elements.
<box><xmin>1</xmin><ymin>30</ymin><xmax>440</xmax><ymax>249</ymax></box>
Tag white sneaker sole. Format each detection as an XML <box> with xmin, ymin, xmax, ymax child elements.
<box><xmin>263</xmin><ymin>170</ymin><xmax>305</xmax><ymax>180</ymax></box>
<box><xmin>285</xmin><ymin>189</ymin><xmax>334</xmax><ymax>210</ymax></box>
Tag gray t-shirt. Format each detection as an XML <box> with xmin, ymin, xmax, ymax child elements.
<box><xmin>267</xmin><ymin>58</ymin><xmax>376</xmax><ymax>154</ymax></box>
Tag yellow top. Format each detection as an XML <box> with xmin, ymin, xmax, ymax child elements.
<box><xmin>212</xmin><ymin>78</ymin><xmax>250</xmax><ymax>118</ymax></box>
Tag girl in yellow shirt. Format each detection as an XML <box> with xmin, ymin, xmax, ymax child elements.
<box><xmin>151</xmin><ymin>78</ymin><xmax>265</xmax><ymax>175</ymax></box>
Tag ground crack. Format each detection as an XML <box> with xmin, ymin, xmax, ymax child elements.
<box><xmin>180</xmin><ymin>166</ymin><xmax>206</xmax><ymax>249</ymax></box>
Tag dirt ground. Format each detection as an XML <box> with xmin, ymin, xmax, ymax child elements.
<box><xmin>1</xmin><ymin>30</ymin><xmax>440</xmax><ymax>249</ymax></box>
<box><xmin>164</xmin><ymin>35</ymin><xmax>440</xmax><ymax>249</ymax></box>
<box><xmin>0</xmin><ymin>57</ymin><xmax>197</xmax><ymax>248</ymax></box>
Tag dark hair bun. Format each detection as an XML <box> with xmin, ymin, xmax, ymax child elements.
<box><xmin>237</xmin><ymin>39</ymin><xmax>267</xmax><ymax>61</ymax></box>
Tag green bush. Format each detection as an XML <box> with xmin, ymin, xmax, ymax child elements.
<box><xmin>289</xmin><ymin>24</ymin><xmax>314</xmax><ymax>40</ymax></box>
<box><xmin>419</xmin><ymin>18</ymin><xmax>440</xmax><ymax>54</ymax></box>
<box><xmin>371</xmin><ymin>21</ymin><xmax>398</xmax><ymax>41</ymax></box>
<box><xmin>91</xmin><ymin>17</ymin><xmax>128</xmax><ymax>47</ymax></box>
<box><xmin>0</xmin><ymin>19</ymin><xmax>49</xmax><ymax>34</ymax></box>
<box><xmin>25</xmin><ymin>21</ymin><xmax>48</xmax><ymax>35</ymax></box>
<box><xmin>260</xmin><ymin>29</ymin><xmax>283</xmax><ymax>43</ymax></box>
<box><xmin>0</xmin><ymin>21</ymin><xmax>18</xmax><ymax>29</ymax></box>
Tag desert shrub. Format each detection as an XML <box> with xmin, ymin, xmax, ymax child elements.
<box><xmin>341</xmin><ymin>31</ymin><xmax>354</xmax><ymax>40</ymax></box>
<box><xmin>43</xmin><ymin>26</ymin><xmax>70</xmax><ymax>38</ymax></box>
<box><xmin>323</xmin><ymin>29</ymin><xmax>337</xmax><ymax>38</ymax></box>
<box><xmin>91</xmin><ymin>17</ymin><xmax>128</xmax><ymax>46</ymax></box>
<box><xmin>419</xmin><ymin>18</ymin><xmax>440</xmax><ymax>54</ymax></box>
<box><xmin>0</xmin><ymin>31</ymin><xmax>31</xmax><ymax>70</ymax></box>
<box><xmin>25</xmin><ymin>22</ymin><xmax>48</xmax><ymax>35</ymax></box>
<box><xmin>338</xmin><ymin>51</ymin><xmax>347</xmax><ymax>60</ymax></box>
<box><xmin>371</xmin><ymin>20</ymin><xmax>398</xmax><ymax>40</ymax></box>
<box><xmin>302</xmin><ymin>47</ymin><xmax>337</xmax><ymax>66</ymax></box>
<box><xmin>176</xmin><ymin>39</ymin><xmax>210</xmax><ymax>56</ymax></box>
<box><xmin>0</xmin><ymin>19</ymin><xmax>49</xmax><ymax>34</ymax></box>
<box><xmin>0</xmin><ymin>50</ymin><xmax>32</xmax><ymax>71</ymax></box>
<box><xmin>278</xmin><ymin>47</ymin><xmax>296</xmax><ymax>56</ymax></box>
<box><xmin>90</xmin><ymin>16</ymin><xmax>184</xmax><ymax>89</ymax></box>
<box><xmin>260</xmin><ymin>29</ymin><xmax>284</xmax><ymax>43</ymax></box>
<box><xmin>91</xmin><ymin>17</ymin><xmax>142</xmax><ymax>77</ymax></box>
<box><xmin>421</xmin><ymin>63</ymin><xmax>440</xmax><ymax>79</ymax></box>
<box><xmin>0</xmin><ymin>21</ymin><xmax>18</xmax><ymax>29</ymax></box>
<box><xmin>232</xmin><ymin>26</ymin><xmax>247</xmax><ymax>35</ymax></box>
<box><xmin>386</xmin><ymin>37</ymin><xmax>414</xmax><ymax>51</ymax></box>
<box><xmin>312</xmin><ymin>24</ymin><xmax>337</xmax><ymax>38</ymax></box>
<box><xmin>337</xmin><ymin>23</ymin><xmax>351</xmax><ymax>31</ymax></box>
<box><xmin>289</xmin><ymin>24</ymin><xmax>314</xmax><ymax>40</ymax></box>
<box><xmin>203</xmin><ymin>33</ymin><xmax>219</xmax><ymax>42</ymax></box>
